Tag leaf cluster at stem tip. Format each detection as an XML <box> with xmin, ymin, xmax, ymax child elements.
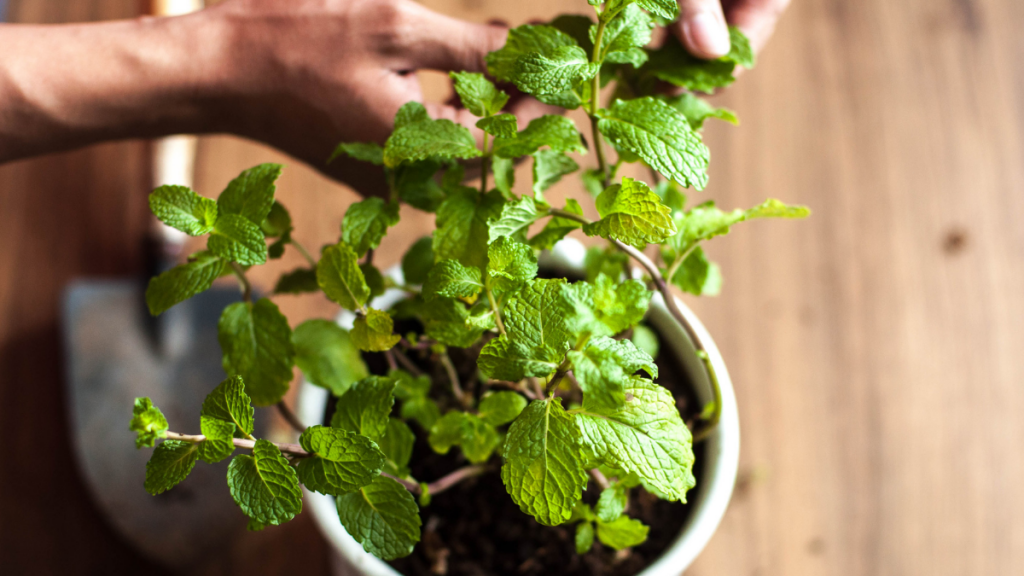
<box><xmin>132</xmin><ymin>0</ymin><xmax>810</xmax><ymax>564</ymax></box>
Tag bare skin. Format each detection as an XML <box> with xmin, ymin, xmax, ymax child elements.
<box><xmin>0</xmin><ymin>0</ymin><xmax>790</xmax><ymax>195</ymax></box>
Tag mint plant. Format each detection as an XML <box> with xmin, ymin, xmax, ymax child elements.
<box><xmin>131</xmin><ymin>0</ymin><xmax>808</xmax><ymax>564</ymax></box>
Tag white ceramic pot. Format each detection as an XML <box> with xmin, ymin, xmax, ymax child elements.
<box><xmin>296</xmin><ymin>239</ymin><xmax>740</xmax><ymax>576</ymax></box>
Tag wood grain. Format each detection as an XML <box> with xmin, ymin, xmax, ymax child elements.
<box><xmin>2</xmin><ymin>0</ymin><xmax>1024</xmax><ymax>574</ymax></box>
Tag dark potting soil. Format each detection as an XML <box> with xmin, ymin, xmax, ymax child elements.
<box><xmin>324</xmin><ymin>317</ymin><xmax>705</xmax><ymax>576</ymax></box>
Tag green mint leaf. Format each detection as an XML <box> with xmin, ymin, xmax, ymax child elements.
<box><xmin>582</xmin><ymin>177</ymin><xmax>677</xmax><ymax>249</ymax></box>
<box><xmin>384</xmin><ymin>117</ymin><xmax>482</xmax><ymax>168</ymax></box>
<box><xmin>392</xmin><ymin>369</ymin><xmax>432</xmax><ymax>400</ymax></box>
<box><xmin>209</xmin><ymin>213</ymin><xmax>268</xmax><ymax>265</ymax></box>
<box><xmin>653</xmin><ymin>179</ymin><xmax>687</xmax><ymax>213</ymax></box>
<box><xmin>536</xmin><ymin>88</ymin><xmax>586</xmax><ymax>110</ymax></box>
<box><xmin>378</xmin><ymin>418</ymin><xmax>415</xmax><ymax>477</ymax></box>
<box><xmin>429</xmin><ymin>411</ymin><xmax>501</xmax><ymax>464</ymax></box>
<box><xmin>493</xmin><ymin>115</ymin><xmax>585</xmax><ymax>159</ymax></box>
<box><xmin>433</xmin><ymin>189</ymin><xmax>504</xmax><ymax>269</ymax></box>
<box><xmin>297</xmin><ymin>425</ymin><xmax>386</xmax><ymax>496</ymax></box>
<box><xmin>592</xmin><ymin>274</ymin><xmax>650</xmax><ymax>334</ymax></box>
<box><xmin>670</xmin><ymin>198</ymin><xmax>811</xmax><ymax>254</ymax></box>
<box><xmin>663</xmin><ymin>93</ymin><xmax>738</xmax><ymax>130</ymax></box>
<box><xmin>478</xmin><ymin>278</ymin><xmax>579</xmax><ymax>380</ymax></box>
<box><xmin>351</xmin><ymin>308</ymin><xmax>401</xmax><ymax>352</ymax></box>
<box><xmin>569</xmin><ymin>336</ymin><xmax>657</xmax><ymax>411</ymax></box>
<box><xmin>727</xmin><ymin>26</ymin><xmax>756</xmax><ymax>68</ymax></box>
<box><xmin>532</xmin><ymin>150</ymin><xmax>579</xmax><ymax>200</ymax></box>
<box><xmin>488</xmin><ymin>236</ymin><xmax>539</xmax><ymax>297</ymax></box>
<box><xmin>149</xmin><ymin>185</ymin><xmax>217</xmax><ymax>236</ymax></box>
<box><xmin>512</xmin><ymin>45</ymin><xmax>599</xmax><ymax>96</ymax></box>
<box><xmin>329</xmin><ymin>142</ymin><xmax>385</xmax><ymax>166</ymax></box>
<box><xmin>596</xmin><ymin>483</ymin><xmax>628</xmax><ymax>523</ymax></box>
<box><xmin>501</xmin><ymin>398</ymin><xmax>587</xmax><ymax>525</ymax></box>
<box><xmin>423</xmin><ymin>298</ymin><xmax>493</xmax><ymax>348</ymax></box>
<box><xmin>423</xmin><ymin>260</ymin><xmax>484</xmax><ymax>301</ymax></box>
<box><xmin>593</xmin><ymin>4</ymin><xmax>653</xmax><ymax>63</ymax></box>
<box><xmin>200</xmin><ymin>375</ymin><xmax>255</xmax><ymax>437</ymax></box>
<box><xmin>576</xmin><ymin>521</ymin><xmax>595</xmax><ymax>554</ymax></box>
<box><xmin>261</xmin><ymin>201</ymin><xmax>293</xmax><ymax>238</ymax></box>
<box><xmin>217</xmin><ymin>163</ymin><xmax>282</xmax><ymax>226</ymax></box>
<box><xmin>227</xmin><ymin>440</ymin><xmax>302</xmax><ymax>525</ymax></box>
<box><xmin>395</xmin><ymin>160</ymin><xmax>446</xmax><ymax>212</ymax></box>
<box><xmin>630</xmin><ymin>324</ymin><xmax>659</xmax><ymax>359</ymax></box>
<box><xmin>596</xmin><ymin>514</ymin><xmax>649</xmax><ymax>549</ymax></box>
<box><xmin>335</xmin><ymin>476</ymin><xmax>421</xmax><ymax>561</ymax></box>
<box><xmin>605</xmin><ymin>46</ymin><xmax>648</xmax><ymax>67</ymax></box>
<box><xmin>130</xmin><ymin>397</ymin><xmax>168</xmax><ymax>449</ymax></box>
<box><xmin>637</xmin><ymin>0</ymin><xmax>679</xmax><ymax>19</ymax></box>
<box><xmin>529</xmin><ymin>199</ymin><xmax>583</xmax><ymax>250</ymax></box>
<box><xmin>597</xmin><ymin>98</ymin><xmax>709</xmax><ymax>189</ymax></box>
<box><xmin>145</xmin><ymin>250</ymin><xmax>227</xmax><ymax>315</ymax></box>
<box><xmin>293</xmin><ymin>319</ymin><xmax>368</xmax><ymax>396</ymax></box>
<box><xmin>643</xmin><ymin>28</ymin><xmax>752</xmax><ymax>94</ymax></box>
<box><xmin>575</xmin><ymin>377</ymin><xmax>695</xmax><ymax>501</ymax></box>
<box><xmin>330</xmin><ymin>376</ymin><xmax>396</xmax><ymax>440</ymax></box>
<box><xmin>488</xmin><ymin>196</ymin><xmax>541</xmax><ymax>243</ymax></box>
<box><xmin>342</xmin><ymin>198</ymin><xmax>400</xmax><ymax>257</ymax></box>
<box><xmin>666</xmin><ymin>245</ymin><xmax>722</xmax><ymax>296</ymax></box>
<box><xmin>476</xmin><ymin>114</ymin><xmax>518</xmax><ymax>139</ymax></box>
<box><xmin>581</xmin><ymin>168</ymin><xmax>605</xmax><ymax>197</ymax></box>
<box><xmin>144</xmin><ymin>440</ymin><xmax>199</xmax><ymax>495</ymax></box>
<box><xmin>478</xmin><ymin>391</ymin><xmax>528</xmax><ymax>426</ymax></box>
<box><xmin>274</xmin><ymin>267</ymin><xmax>319</xmax><ymax>295</ymax></box>
<box><xmin>198</xmin><ymin>416</ymin><xmax>236</xmax><ymax>464</ymax></box>
<box><xmin>551</xmin><ymin>14</ymin><xmax>595</xmax><ymax>55</ymax></box>
<box><xmin>360</xmin><ymin>262</ymin><xmax>386</xmax><ymax>299</ymax></box>
<box><xmin>486</xmin><ymin>24</ymin><xmax>580</xmax><ymax>82</ymax></box>
<box><xmin>394</xmin><ymin>101</ymin><xmax>430</xmax><ymax>129</ymax></box>
<box><xmin>218</xmin><ymin>299</ymin><xmax>295</xmax><ymax>407</ymax></box>
<box><xmin>317</xmin><ymin>241</ymin><xmax>370</xmax><ymax>310</ymax></box>
<box><xmin>492</xmin><ymin>156</ymin><xmax>516</xmax><ymax>196</ymax></box>
<box><xmin>450</xmin><ymin>71</ymin><xmax>509</xmax><ymax>117</ymax></box>
<box><xmin>401</xmin><ymin>236</ymin><xmax>435</xmax><ymax>285</ymax></box>
<box><xmin>402</xmin><ymin>397</ymin><xmax>441</xmax><ymax>431</ymax></box>
<box><xmin>247</xmin><ymin>518</ymin><xmax>267</xmax><ymax>532</ymax></box>
<box><xmin>584</xmin><ymin>246</ymin><xmax>629</xmax><ymax>282</ymax></box>
<box><xmin>130</xmin><ymin>393</ymin><xmax>167</xmax><ymax>448</ymax></box>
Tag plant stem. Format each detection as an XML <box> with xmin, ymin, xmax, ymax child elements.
<box><xmin>229</xmin><ymin>262</ymin><xmax>252</xmax><ymax>303</ymax></box>
<box><xmin>487</xmin><ymin>379</ymin><xmax>539</xmax><ymax>401</ymax></box>
<box><xmin>480</xmin><ymin>131</ymin><xmax>489</xmax><ymax>194</ymax></box>
<box><xmin>164</xmin><ymin>431</ymin><xmax>488</xmax><ymax>495</ymax></box>
<box><xmin>589</xmin><ymin>18</ymin><xmax>610</xmax><ymax>188</ymax></box>
<box><xmin>164</xmin><ymin>431</ymin><xmax>308</xmax><ymax>458</ymax></box>
<box><xmin>384</xmin><ymin>464</ymin><xmax>488</xmax><ymax>497</ymax></box>
<box><xmin>384</xmin><ymin>349</ymin><xmax>399</xmax><ymax>371</ymax></box>
<box><xmin>440</xmin><ymin>352</ymin><xmax>469</xmax><ymax>407</ymax></box>
<box><xmin>290</xmin><ymin>238</ymin><xmax>317</xmax><ymax>267</ymax></box>
<box><xmin>545</xmin><ymin>208</ymin><xmax>724</xmax><ymax>439</ymax></box>
<box><xmin>276</xmin><ymin>401</ymin><xmax>306</xmax><ymax>434</ymax></box>
<box><xmin>485</xmin><ymin>286</ymin><xmax>507</xmax><ymax>337</ymax></box>
<box><xmin>391</xmin><ymin>347</ymin><xmax>424</xmax><ymax>377</ymax></box>
<box><xmin>588</xmin><ymin>468</ymin><xmax>611</xmax><ymax>490</ymax></box>
<box><xmin>663</xmin><ymin>243</ymin><xmax>698</xmax><ymax>286</ymax></box>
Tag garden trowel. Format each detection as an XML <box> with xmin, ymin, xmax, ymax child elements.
<box><xmin>62</xmin><ymin>1</ymin><xmax>260</xmax><ymax>568</ymax></box>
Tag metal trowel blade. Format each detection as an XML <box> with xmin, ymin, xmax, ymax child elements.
<box><xmin>62</xmin><ymin>280</ymin><xmax>260</xmax><ymax>569</ymax></box>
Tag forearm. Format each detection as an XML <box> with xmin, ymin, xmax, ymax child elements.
<box><xmin>0</xmin><ymin>13</ymin><xmax>236</xmax><ymax>162</ymax></box>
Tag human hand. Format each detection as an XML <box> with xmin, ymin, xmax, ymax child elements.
<box><xmin>671</xmin><ymin>0</ymin><xmax>791</xmax><ymax>58</ymax></box>
<box><xmin>206</xmin><ymin>0</ymin><xmax>553</xmax><ymax>196</ymax></box>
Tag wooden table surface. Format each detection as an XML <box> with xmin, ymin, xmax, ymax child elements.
<box><xmin>2</xmin><ymin>0</ymin><xmax>1023</xmax><ymax>574</ymax></box>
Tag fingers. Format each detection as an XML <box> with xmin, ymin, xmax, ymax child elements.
<box><xmin>672</xmin><ymin>0</ymin><xmax>732</xmax><ymax>59</ymax></box>
<box><xmin>393</xmin><ymin>1</ymin><xmax>508</xmax><ymax>73</ymax></box>
<box><xmin>723</xmin><ymin>0</ymin><xmax>791</xmax><ymax>52</ymax></box>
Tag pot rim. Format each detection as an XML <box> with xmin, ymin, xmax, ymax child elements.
<box><xmin>297</xmin><ymin>238</ymin><xmax>739</xmax><ymax>576</ymax></box>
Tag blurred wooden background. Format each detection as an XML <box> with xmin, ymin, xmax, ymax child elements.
<box><xmin>2</xmin><ymin>0</ymin><xmax>1023</xmax><ymax>574</ymax></box>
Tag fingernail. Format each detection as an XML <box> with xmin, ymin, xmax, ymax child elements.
<box><xmin>683</xmin><ymin>11</ymin><xmax>731</xmax><ymax>58</ymax></box>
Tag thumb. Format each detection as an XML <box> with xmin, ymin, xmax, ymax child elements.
<box><xmin>397</xmin><ymin>3</ymin><xmax>508</xmax><ymax>73</ymax></box>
